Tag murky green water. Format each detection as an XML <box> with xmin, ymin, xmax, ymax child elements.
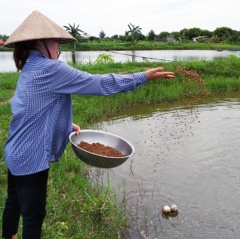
<box><xmin>91</xmin><ymin>94</ymin><xmax>240</xmax><ymax>239</ymax></box>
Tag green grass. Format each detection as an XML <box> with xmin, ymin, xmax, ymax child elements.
<box><xmin>71</xmin><ymin>41</ymin><xmax>240</xmax><ymax>51</ymax></box>
<box><xmin>2</xmin><ymin>41</ymin><xmax>240</xmax><ymax>52</ymax></box>
<box><xmin>1</xmin><ymin>56</ymin><xmax>240</xmax><ymax>238</ymax></box>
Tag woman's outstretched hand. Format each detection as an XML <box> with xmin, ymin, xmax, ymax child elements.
<box><xmin>146</xmin><ymin>67</ymin><xmax>175</xmax><ymax>81</ymax></box>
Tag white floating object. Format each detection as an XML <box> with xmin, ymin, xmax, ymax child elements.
<box><xmin>170</xmin><ymin>204</ymin><xmax>178</xmax><ymax>212</ymax></box>
<box><xmin>162</xmin><ymin>205</ymin><xmax>171</xmax><ymax>213</ymax></box>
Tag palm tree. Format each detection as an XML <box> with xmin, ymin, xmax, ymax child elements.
<box><xmin>64</xmin><ymin>23</ymin><xmax>84</xmax><ymax>39</ymax></box>
<box><xmin>64</xmin><ymin>23</ymin><xmax>85</xmax><ymax>63</ymax></box>
<box><xmin>126</xmin><ymin>23</ymin><xmax>142</xmax><ymax>43</ymax></box>
<box><xmin>64</xmin><ymin>23</ymin><xmax>85</xmax><ymax>50</ymax></box>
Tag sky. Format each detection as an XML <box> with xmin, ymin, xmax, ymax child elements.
<box><xmin>1</xmin><ymin>0</ymin><xmax>240</xmax><ymax>37</ymax></box>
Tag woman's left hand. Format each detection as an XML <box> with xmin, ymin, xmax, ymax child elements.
<box><xmin>72</xmin><ymin>123</ymin><xmax>81</xmax><ymax>135</ymax></box>
<box><xmin>146</xmin><ymin>67</ymin><xmax>175</xmax><ymax>80</ymax></box>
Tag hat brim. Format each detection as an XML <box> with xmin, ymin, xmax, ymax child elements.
<box><xmin>4</xmin><ymin>37</ymin><xmax>76</xmax><ymax>48</ymax></box>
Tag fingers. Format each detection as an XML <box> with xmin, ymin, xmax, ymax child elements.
<box><xmin>146</xmin><ymin>67</ymin><xmax>175</xmax><ymax>80</ymax></box>
<box><xmin>160</xmin><ymin>72</ymin><xmax>175</xmax><ymax>75</ymax></box>
<box><xmin>153</xmin><ymin>67</ymin><xmax>164</xmax><ymax>72</ymax></box>
<box><xmin>72</xmin><ymin>123</ymin><xmax>81</xmax><ymax>135</ymax></box>
<box><xmin>163</xmin><ymin>74</ymin><xmax>175</xmax><ymax>78</ymax></box>
<box><xmin>160</xmin><ymin>72</ymin><xmax>175</xmax><ymax>78</ymax></box>
<box><xmin>75</xmin><ymin>128</ymin><xmax>81</xmax><ymax>135</ymax></box>
<box><xmin>164</xmin><ymin>72</ymin><xmax>175</xmax><ymax>77</ymax></box>
<box><xmin>161</xmin><ymin>71</ymin><xmax>174</xmax><ymax>74</ymax></box>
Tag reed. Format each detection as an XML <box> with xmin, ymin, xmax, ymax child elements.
<box><xmin>0</xmin><ymin>56</ymin><xmax>240</xmax><ymax>238</ymax></box>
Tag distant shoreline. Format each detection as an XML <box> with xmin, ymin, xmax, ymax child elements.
<box><xmin>1</xmin><ymin>42</ymin><xmax>240</xmax><ymax>52</ymax></box>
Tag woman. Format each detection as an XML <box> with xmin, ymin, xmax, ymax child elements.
<box><xmin>2</xmin><ymin>11</ymin><xmax>175</xmax><ymax>239</ymax></box>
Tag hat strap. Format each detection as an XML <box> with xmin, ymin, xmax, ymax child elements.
<box><xmin>43</xmin><ymin>40</ymin><xmax>51</xmax><ymax>59</ymax></box>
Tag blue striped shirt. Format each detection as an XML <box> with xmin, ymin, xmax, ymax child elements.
<box><xmin>4</xmin><ymin>50</ymin><xmax>147</xmax><ymax>175</ymax></box>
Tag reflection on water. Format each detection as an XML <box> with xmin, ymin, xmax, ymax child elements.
<box><xmin>88</xmin><ymin>94</ymin><xmax>240</xmax><ymax>239</ymax></box>
<box><xmin>60</xmin><ymin>50</ymin><xmax>240</xmax><ymax>65</ymax></box>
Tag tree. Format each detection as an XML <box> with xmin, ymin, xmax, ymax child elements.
<box><xmin>63</xmin><ymin>23</ymin><xmax>85</xmax><ymax>63</ymax></box>
<box><xmin>158</xmin><ymin>31</ymin><xmax>170</xmax><ymax>42</ymax></box>
<box><xmin>148</xmin><ymin>29</ymin><xmax>156</xmax><ymax>41</ymax></box>
<box><xmin>171</xmin><ymin>32</ymin><xmax>181</xmax><ymax>41</ymax></box>
<box><xmin>0</xmin><ymin>34</ymin><xmax>8</xmax><ymax>42</ymax></box>
<box><xmin>201</xmin><ymin>30</ymin><xmax>213</xmax><ymax>38</ymax></box>
<box><xmin>230</xmin><ymin>30</ymin><xmax>240</xmax><ymax>44</ymax></box>
<box><xmin>111</xmin><ymin>35</ymin><xmax>119</xmax><ymax>40</ymax></box>
<box><xmin>99</xmin><ymin>30</ymin><xmax>106</xmax><ymax>39</ymax></box>
<box><xmin>64</xmin><ymin>23</ymin><xmax>85</xmax><ymax>41</ymax></box>
<box><xmin>180</xmin><ymin>28</ymin><xmax>202</xmax><ymax>41</ymax></box>
<box><xmin>213</xmin><ymin>27</ymin><xmax>234</xmax><ymax>43</ymax></box>
<box><xmin>126</xmin><ymin>23</ymin><xmax>142</xmax><ymax>43</ymax></box>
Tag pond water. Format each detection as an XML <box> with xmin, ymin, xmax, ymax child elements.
<box><xmin>89</xmin><ymin>94</ymin><xmax>240</xmax><ymax>239</ymax></box>
<box><xmin>1</xmin><ymin>49</ymin><xmax>240</xmax><ymax>72</ymax></box>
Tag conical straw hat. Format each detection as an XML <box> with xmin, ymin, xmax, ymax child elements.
<box><xmin>4</xmin><ymin>10</ymin><xmax>76</xmax><ymax>48</ymax></box>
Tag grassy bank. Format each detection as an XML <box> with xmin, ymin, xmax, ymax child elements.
<box><xmin>72</xmin><ymin>41</ymin><xmax>240</xmax><ymax>51</ymax></box>
<box><xmin>0</xmin><ymin>56</ymin><xmax>240</xmax><ymax>238</ymax></box>
<box><xmin>1</xmin><ymin>41</ymin><xmax>240</xmax><ymax>52</ymax></box>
